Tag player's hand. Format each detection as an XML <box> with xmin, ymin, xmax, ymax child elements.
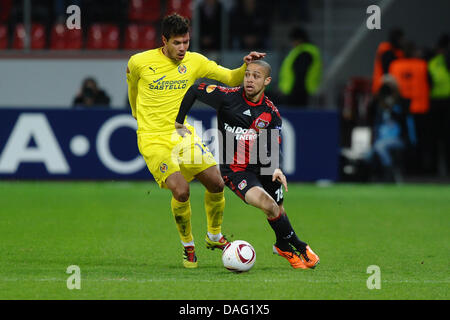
<box><xmin>272</xmin><ymin>168</ymin><xmax>288</xmax><ymax>192</ymax></box>
<box><xmin>243</xmin><ymin>51</ymin><xmax>266</xmax><ymax>64</ymax></box>
<box><xmin>175</xmin><ymin>121</ymin><xmax>192</xmax><ymax>137</ymax></box>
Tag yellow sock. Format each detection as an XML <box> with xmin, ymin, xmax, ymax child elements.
<box><xmin>204</xmin><ymin>190</ymin><xmax>225</xmax><ymax>235</ymax></box>
<box><xmin>171</xmin><ymin>197</ymin><xmax>193</xmax><ymax>244</ymax></box>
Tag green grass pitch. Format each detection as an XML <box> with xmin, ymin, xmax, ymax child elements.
<box><xmin>0</xmin><ymin>181</ymin><xmax>448</xmax><ymax>300</ymax></box>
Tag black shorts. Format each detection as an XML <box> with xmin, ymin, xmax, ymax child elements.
<box><xmin>221</xmin><ymin>168</ymin><xmax>284</xmax><ymax>205</ymax></box>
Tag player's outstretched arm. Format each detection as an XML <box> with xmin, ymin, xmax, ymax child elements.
<box><xmin>198</xmin><ymin>51</ymin><xmax>266</xmax><ymax>87</ymax></box>
<box><xmin>175</xmin><ymin>83</ymin><xmax>225</xmax><ymax>137</ymax></box>
<box><xmin>243</xmin><ymin>51</ymin><xmax>266</xmax><ymax>65</ymax></box>
<box><xmin>272</xmin><ymin>168</ymin><xmax>288</xmax><ymax>192</ymax></box>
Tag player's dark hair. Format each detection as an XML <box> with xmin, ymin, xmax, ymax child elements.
<box><xmin>161</xmin><ymin>13</ymin><xmax>190</xmax><ymax>40</ymax></box>
<box><xmin>248</xmin><ymin>60</ymin><xmax>272</xmax><ymax>77</ymax></box>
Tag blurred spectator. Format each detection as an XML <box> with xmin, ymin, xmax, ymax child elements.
<box><xmin>277</xmin><ymin>27</ymin><xmax>321</xmax><ymax>107</ymax></box>
<box><xmin>277</xmin><ymin>0</ymin><xmax>310</xmax><ymax>23</ymax></box>
<box><xmin>229</xmin><ymin>0</ymin><xmax>270</xmax><ymax>50</ymax></box>
<box><xmin>372</xmin><ymin>28</ymin><xmax>405</xmax><ymax>94</ymax></box>
<box><xmin>82</xmin><ymin>0</ymin><xmax>127</xmax><ymax>25</ymax></box>
<box><xmin>198</xmin><ymin>0</ymin><xmax>222</xmax><ymax>51</ymax></box>
<box><xmin>389</xmin><ymin>42</ymin><xmax>432</xmax><ymax>174</ymax></box>
<box><xmin>73</xmin><ymin>77</ymin><xmax>111</xmax><ymax>108</ymax></box>
<box><xmin>365</xmin><ymin>76</ymin><xmax>411</xmax><ymax>182</ymax></box>
<box><xmin>428</xmin><ymin>34</ymin><xmax>450</xmax><ymax>176</ymax></box>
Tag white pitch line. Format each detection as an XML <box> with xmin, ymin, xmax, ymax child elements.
<box><xmin>1</xmin><ymin>278</ymin><xmax>449</xmax><ymax>284</ymax></box>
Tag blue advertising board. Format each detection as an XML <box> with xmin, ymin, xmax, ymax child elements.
<box><xmin>0</xmin><ymin>108</ymin><xmax>339</xmax><ymax>181</ymax></box>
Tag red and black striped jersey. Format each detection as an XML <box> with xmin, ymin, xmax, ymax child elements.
<box><xmin>176</xmin><ymin>83</ymin><xmax>282</xmax><ymax>174</ymax></box>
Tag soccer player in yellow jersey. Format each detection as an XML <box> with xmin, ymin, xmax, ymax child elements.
<box><xmin>126</xmin><ymin>14</ymin><xmax>265</xmax><ymax>268</ymax></box>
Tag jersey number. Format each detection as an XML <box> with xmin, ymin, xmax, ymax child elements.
<box><xmin>275</xmin><ymin>186</ymin><xmax>283</xmax><ymax>202</ymax></box>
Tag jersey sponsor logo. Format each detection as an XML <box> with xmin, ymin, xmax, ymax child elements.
<box><xmin>255</xmin><ymin>118</ymin><xmax>269</xmax><ymax>129</ymax></box>
<box><xmin>153</xmin><ymin>75</ymin><xmax>166</xmax><ymax>83</ymax></box>
<box><xmin>206</xmin><ymin>85</ymin><xmax>217</xmax><ymax>93</ymax></box>
<box><xmin>243</xmin><ymin>109</ymin><xmax>251</xmax><ymax>116</ymax></box>
<box><xmin>238</xmin><ymin>179</ymin><xmax>247</xmax><ymax>190</ymax></box>
<box><xmin>178</xmin><ymin>64</ymin><xmax>187</xmax><ymax>74</ymax></box>
<box><xmin>223</xmin><ymin>122</ymin><xmax>257</xmax><ymax>141</ymax></box>
<box><xmin>148</xmin><ymin>79</ymin><xmax>188</xmax><ymax>90</ymax></box>
<box><xmin>159</xmin><ymin>162</ymin><xmax>168</xmax><ymax>173</ymax></box>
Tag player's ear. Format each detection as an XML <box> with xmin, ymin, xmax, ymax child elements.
<box><xmin>162</xmin><ymin>35</ymin><xmax>168</xmax><ymax>46</ymax></box>
<box><xmin>264</xmin><ymin>76</ymin><xmax>272</xmax><ymax>86</ymax></box>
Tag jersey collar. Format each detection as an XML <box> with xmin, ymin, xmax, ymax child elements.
<box><xmin>242</xmin><ymin>89</ymin><xmax>265</xmax><ymax>107</ymax></box>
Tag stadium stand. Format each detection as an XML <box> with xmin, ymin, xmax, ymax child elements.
<box><xmin>124</xmin><ymin>24</ymin><xmax>157</xmax><ymax>50</ymax></box>
<box><xmin>1</xmin><ymin>0</ymin><xmax>186</xmax><ymax>50</ymax></box>
<box><xmin>50</xmin><ymin>22</ymin><xmax>83</xmax><ymax>50</ymax></box>
<box><xmin>0</xmin><ymin>0</ymin><xmax>13</xmax><ymax>23</ymax></box>
<box><xmin>128</xmin><ymin>0</ymin><xmax>162</xmax><ymax>22</ymax></box>
<box><xmin>86</xmin><ymin>24</ymin><xmax>120</xmax><ymax>50</ymax></box>
<box><xmin>166</xmin><ymin>0</ymin><xmax>193</xmax><ymax>19</ymax></box>
<box><xmin>12</xmin><ymin>23</ymin><xmax>46</xmax><ymax>49</ymax></box>
<box><xmin>0</xmin><ymin>24</ymin><xmax>7</xmax><ymax>49</ymax></box>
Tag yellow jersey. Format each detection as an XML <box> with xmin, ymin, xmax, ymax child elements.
<box><xmin>127</xmin><ymin>47</ymin><xmax>247</xmax><ymax>134</ymax></box>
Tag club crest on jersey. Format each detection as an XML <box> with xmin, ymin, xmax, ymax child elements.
<box><xmin>206</xmin><ymin>85</ymin><xmax>217</xmax><ymax>93</ymax></box>
<box><xmin>178</xmin><ymin>64</ymin><xmax>187</xmax><ymax>74</ymax></box>
<box><xmin>159</xmin><ymin>162</ymin><xmax>168</xmax><ymax>173</ymax></box>
<box><xmin>238</xmin><ymin>180</ymin><xmax>247</xmax><ymax>190</ymax></box>
<box><xmin>255</xmin><ymin>118</ymin><xmax>269</xmax><ymax>129</ymax></box>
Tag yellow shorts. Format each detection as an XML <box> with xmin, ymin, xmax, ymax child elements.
<box><xmin>137</xmin><ymin>124</ymin><xmax>217</xmax><ymax>188</ymax></box>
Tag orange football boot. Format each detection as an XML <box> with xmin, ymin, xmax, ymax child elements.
<box><xmin>273</xmin><ymin>245</ymin><xmax>307</xmax><ymax>269</ymax></box>
<box><xmin>299</xmin><ymin>245</ymin><xmax>320</xmax><ymax>269</ymax></box>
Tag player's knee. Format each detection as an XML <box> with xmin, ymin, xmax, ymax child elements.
<box><xmin>262</xmin><ymin>198</ymin><xmax>279</xmax><ymax>219</ymax></box>
<box><xmin>208</xmin><ymin>178</ymin><xmax>224</xmax><ymax>193</ymax></box>
<box><xmin>172</xmin><ymin>185</ymin><xmax>190</xmax><ymax>202</ymax></box>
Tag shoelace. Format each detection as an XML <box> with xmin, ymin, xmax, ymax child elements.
<box><xmin>295</xmin><ymin>250</ymin><xmax>309</xmax><ymax>262</ymax></box>
<box><xmin>293</xmin><ymin>246</ymin><xmax>310</xmax><ymax>262</ymax></box>
<box><xmin>184</xmin><ymin>248</ymin><xmax>197</xmax><ymax>262</ymax></box>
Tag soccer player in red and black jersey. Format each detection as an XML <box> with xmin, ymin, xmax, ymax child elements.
<box><xmin>175</xmin><ymin>60</ymin><xmax>319</xmax><ymax>269</ymax></box>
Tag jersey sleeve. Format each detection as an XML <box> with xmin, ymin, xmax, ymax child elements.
<box><xmin>176</xmin><ymin>83</ymin><xmax>228</xmax><ymax>124</ymax></box>
<box><xmin>194</xmin><ymin>52</ymin><xmax>246</xmax><ymax>87</ymax></box>
<box><xmin>126</xmin><ymin>56</ymin><xmax>139</xmax><ymax>119</ymax></box>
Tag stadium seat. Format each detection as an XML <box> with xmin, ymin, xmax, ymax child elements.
<box><xmin>0</xmin><ymin>0</ymin><xmax>13</xmax><ymax>23</ymax></box>
<box><xmin>104</xmin><ymin>24</ymin><xmax>120</xmax><ymax>49</ymax></box>
<box><xmin>166</xmin><ymin>0</ymin><xmax>193</xmax><ymax>18</ymax></box>
<box><xmin>50</xmin><ymin>23</ymin><xmax>67</xmax><ymax>50</ymax></box>
<box><xmin>65</xmin><ymin>28</ymin><xmax>83</xmax><ymax>50</ymax></box>
<box><xmin>128</xmin><ymin>0</ymin><xmax>161</xmax><ymax>22</ymax></box>
<box><xmin>0</xmin><ymin>25</ymin><xmax>7</xmax><ymax>49</ymax></box>
<box><xmin>12</xmin><ymin>24</ymin><xmax>46</xmax><ymax>50</ymax></box>
<box><xmin>124</xmin><ymin>24</ymin><xmax>156</xmax><ymax>50</ymax></box>
<box><xmin>140</xmin><ymin>25</ymin><xmax>157</xmax><ymax>49</ymax></box>
<box><xmin>50</xmin><ymin>23</ymin><xmax>83</xmax><ymax>50</ymax></box>
<box><xmin>87</xmin><ymin>24</ymin><xmax>119</xmax><ymax>50</ymax></box>
<box><xmin>31</xmin><ymin>24</ymin><xmax>46</xmax><ymax>49</ymax></box>
<box><xmin>86</xmin><ymin>24</ymin><xmax>104</xmax><ymax>49</ymax></box>
<box><xmin>124</xmin><ymin>24</ymin><xmax>140</xmax><ymax>50</ymax></box>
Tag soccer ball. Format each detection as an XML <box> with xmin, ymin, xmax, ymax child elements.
<box><xmin>222</xmin><ymin>240</ymin><xmax>256</xmax><ymax>272</ymax></box>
